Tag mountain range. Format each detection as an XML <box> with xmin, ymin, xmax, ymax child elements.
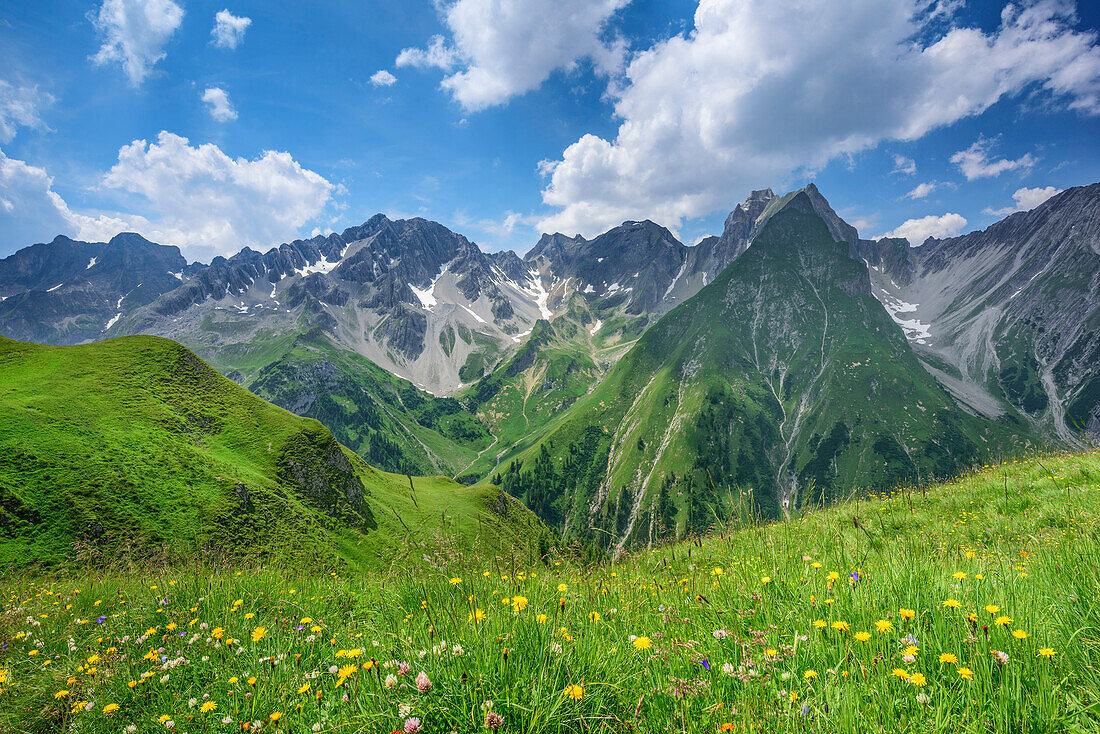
<box><xmin>2</xmin><ymin>181</ymin><xmax>1098</xmax><ymax>551</ymax></box>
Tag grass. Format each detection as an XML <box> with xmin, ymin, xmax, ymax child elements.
<box><xmin>3</xmin><ymin>451</ymin><xmax>1099</xmax><ymax>733</ymax></box>
<box><xmin>0</xmin><ymin>335</ymin><xmax>550</xmax><ymax>571</ymax></box>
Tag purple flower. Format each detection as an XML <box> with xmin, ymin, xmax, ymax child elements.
<box><xmin>849</xmin><ymin>571</ymin><xmax>860</xmax><ymax>583</ymax></box>
<box><xmin>700</xmin><ymin>658</ymin><xmax>711</xmax><ymax>671</ymax></box>
<box><xmin>95</xmin><ymin>616</ymin><xmax>107</xmax><ymax>624</ymax></box>
<box><xmin>404</xmin><ymin>717</ymin><xmax>422</xmax><ymax>733</ymax></box>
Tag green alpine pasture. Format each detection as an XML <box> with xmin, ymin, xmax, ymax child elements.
<box><xmin>0</xmin><ymin>335</ymin><xmax>550</xmax><ymax>571</ymax></box>
<box><xmin>2</xmin><ymin>452</ymin><xmax>1099</xmax><ymax>733</ymax></box>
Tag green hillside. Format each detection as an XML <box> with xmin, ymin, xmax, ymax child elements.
<box><xmin>0</xmin><ymin>335</ymin><xmax>550</xmax><ymax>571</ymax></box>
<box><xmin>246</xmin><ymin>328</ymin><xmax>491</xmax><ymax>476</ymax></box>
<box><xmin>457</xmin><ymin>295</ymin><xmax>640</xmax><ymax>481</ymax></box>
<box><xmin>492</xmin><ymin>199</ymin><xmax>1037</xmax><ymax>550</ymax></box>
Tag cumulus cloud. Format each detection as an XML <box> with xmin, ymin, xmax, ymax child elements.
<box><xmin>884</xmin><ymin>212</ymin><xmax>968</xmax><ymax>245</ymax></box>
<box><xmin>211</xmin><ymin>9</ymin><xmax>251</xmax><ymax>49</ymax></box>
<box><xmin>0</xmin><ymin>134</ymin><xmax>335</xmax><ymax>260</ymax></box>
<box><xmin>397</xmin><ymin>0</ymin><xmax>630</xmax><ymax>111</ymax></box>
<box><xmin>950</xmin><ymin>137</ymin><xmax>1035</xmax><ymax>180</ymax></box>
<box><xmin>891</xmin><ymin>154</ymin><xmax>917</xmax><ymax>176</ymax></box>
<box><xmin>983</xmin><ymin>185</ymin><xmax>1063</xmax><ymax>216</ymax></box>
<box><xmin>0</xmin><ymin>148</ymin><xmax>74</xmax><ymax>247</ymax></box>
<box><xmin>90</xmin><ymin>0</ymin><xmax>184</xmax><ymax>86</ymax></box>
<box><xmin>0</xmin><ymin>81</ymin><xmax>55</xmax><ymax>143</ymax></box>
<box><xmin>370</xmin><ymin>69</ymin><xmax>397</xmax><ymax>87</ymax></box>
<box><xmin>201</xmin><ymin>87</ymin><xmax>237</xmax><ymax>122</ymax></box>
<box><xmin>905</xmin><ymin>181</ymin><xmax>936</xmax><ymax>199</ymax></box>
<box><xmin>537</xmin><ymin>0</ymin><xmax>1100</xmax><ymax>237</ymax></box>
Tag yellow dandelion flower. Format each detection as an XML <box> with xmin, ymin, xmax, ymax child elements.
<box><xmin>200</xmin><ymin>701</ymin><xmax>216</xmax><ymax>713</ymax></box>
<box><xmin>854</xmin><ymin>631</ymin><xmax>871</xmax><ymax>642</ymax></box>
<box><xmin>103</xmin><ymin>703</ymin><xmax>119</xmax><ymax>715</ymax></box>
<box><xmin>564</xmin><ymin>684</ymin><xmax>584</xmax><ymax>700</ymax></box>
<box><xmin>633</xmin><ymin>636</ymin><xmax>651</xmax><ymax>650</ymax></box>
<box><xmin>251</xmin><ymin>627</ymin><xmax>267</xmax><ymax>642</ymax></box>
<box><xmin>1038</xmin><ymin>648</ymin><xmax>1056</xmax><ymax>658</ymax></box>
<box><xmin>938</xmin><ymin>653</ymin><xmax>958</xmax><ymax>664</ymax></box>
<box><xmin>958</xmin><ymin>667</ymin><xmax>974</xmax><ymax>679</ymax></box>
<box><xmin>875</xmin><ymin>619</ymin><xmax>893</xmax><ymax>633</ymax></box>
<box><xmin>1012</xmin><ymin>629</ymin><xmax>1028</xmax><ymax>640</ymax></box>
<box><xmin>899</xmin><ymin>608</ymin><xmax>915</xmax><ymax>620</ymax></box>
<box><xmin>942</xmin><ymin>599</ymin><xmax>962</xmax><ymax>609</ymax></box>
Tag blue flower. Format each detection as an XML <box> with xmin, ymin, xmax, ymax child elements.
<box><xmin>849</xmin><ymin>571</ymin><xmax>860</xmax><ymax>583</ymax></box>
<box><xmin>699</xmin><ymin>658</ymin><xmax>711</xmax><ymax>671</ymax></box>
<box><xmin>95</xmin><ymin>616</ymin><xmax>107</xmax><ymax>624</ymax></box>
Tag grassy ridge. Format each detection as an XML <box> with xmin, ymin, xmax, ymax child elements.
<box><xmin>1</xmin><ymin>452</ymin><xmax>1098</xmax><ymax>732</ymax></box>
<box><xmin>0</xmin><ymin>335</ymin><xmax>550</xmax><ymax>571</ymax></box>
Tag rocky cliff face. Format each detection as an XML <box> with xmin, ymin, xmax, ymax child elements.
<box><xmin>0</xmin><ymin>233</ymin><xmax>187</xmax><ymax>344</ymax></box>
<box><xmin>856</xmin><ymin>183</ymin><xmax>1100</xmax><ymax>440</ymax></box>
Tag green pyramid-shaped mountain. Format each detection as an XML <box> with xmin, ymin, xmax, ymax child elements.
<box><xmin>494</xmin><ymin>195</ymin><xmax>1034</xmax><ymax>550</ymax></box>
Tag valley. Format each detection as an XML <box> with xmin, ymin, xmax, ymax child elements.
<box><xmin>2</xmin><ymin>183</ymin><xmax>1098</xmax><ymax>555</ymax></box>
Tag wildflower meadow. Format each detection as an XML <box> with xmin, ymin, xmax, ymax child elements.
<box><xmin>3</xmin><ymin>452</ymin><xmax>1100</xmax><ymax>733</ymax></box>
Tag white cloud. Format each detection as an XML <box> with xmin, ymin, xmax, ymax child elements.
<box><xmin>537</xmin><ymin>0</ymin><xmax>1100</xmax><ymax>237</ymax></box>
<box><xmin>905</xmin><ymin>181</ymin><xmax>936</xmax><ymax>199</ymax></box>
<box><xmin>91</xmin><ymin>0</ymin><xmax>184</xmax><ymax>86</ymax></box>
<box><xmin>201</xmin><ymin>87</ymin><xmax>238</xmax><ymax>122</ymax></box>
<box><xmin>0</xmin><ymin>148</ymin><xmax>73</xmax><ymax>247</ymax></box>
<box><xmin>211</xmin><ymin>9</ymin><xmax>251</xmax><ymax>50</ymax></box>
<box><xmin>950</xmin><ymin>137</ymin><xmax>1035</xmax><ymax>180</ymax></box>
<box><xmin>396</xmin><ymin>35</ymin><xmax>459</xmax><ymax>72</ymax></box>
<box><xmin>0</xmin><ymin>81</ymin><xmax>55</xmax><ymax>143</ymax></box>
<box><xmin>370</xmin><ymin>69</ymin><xmax>397</xmax><ymax>87</ymax></box>
<box><xmin>891</xmin><ymin>154</ymin><xmax>917</xmax><ymax>176</ymax></box>
<box><xmin>0</xmin><ymin>133</ymin><xmax>335</xmax><ymax>260</ymax></box>
<box><xmin>884</xmin><ymin>212</ymin><xmax>968</xmax><ymax>245</ymax></box>
<box><xmin>982</xmin><ymin>185</ymin><xmax>1063</xmax><ymax>216</ymax></box>
<box><xmin>397</xmin><ymin>0</ymin><xmax>630</xmax><ymax>111</ymax></box>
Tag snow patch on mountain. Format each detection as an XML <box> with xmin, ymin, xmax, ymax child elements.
<box><xmin>878</xmin><ymin>291</ymin><xmax>932</xmax><ymax>345</ymax></box>
<box><xmin>411</xmin><ymin>260</ymin><xmax>453</xmax><ymax>311</ymax></box>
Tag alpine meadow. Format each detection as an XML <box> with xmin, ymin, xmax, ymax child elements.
<box><xmin>2</xmin><ymin>1</ymin><xmax>1100</xmax><ymax>733</ymax></box>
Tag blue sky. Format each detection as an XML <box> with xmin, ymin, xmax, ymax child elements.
<box><xmin>1</xmin><ymin>0</ymin><xmax>1098</xmax><ymax>262</ymax></box>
